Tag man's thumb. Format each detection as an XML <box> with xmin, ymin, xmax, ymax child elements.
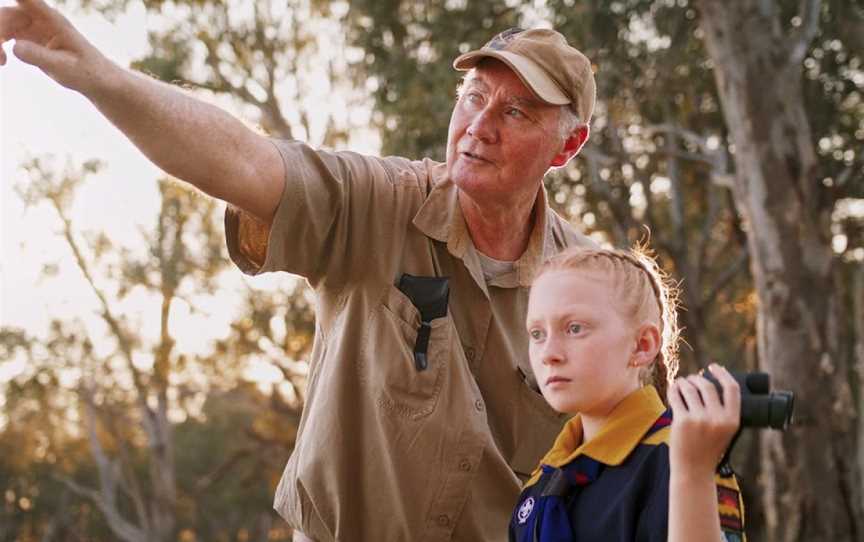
<box><xmin>13</xmin><ymin>39</ymin><xmax>61</xmax><ymax>72</ymax></box>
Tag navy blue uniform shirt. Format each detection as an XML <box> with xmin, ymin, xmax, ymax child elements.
<box><xmin>509</xmin><ymin>386</ymin><xmax>746</xmax><ymax>542</ymax></box>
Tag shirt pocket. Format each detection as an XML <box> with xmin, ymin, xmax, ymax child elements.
<box><xmin>511</xmin><ymin>371</ymin><xmax>568</xmax><ymax>478</ymax></box>
<box><xmin>361</xmin><ymin>285</ymin><xmax>451</xmax><ymax>420</ymax></box>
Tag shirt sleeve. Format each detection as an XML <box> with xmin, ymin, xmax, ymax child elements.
<box><xmin>224</xmin><ymin>139</ymin><xmax>426</xmax><ymax>288</ymax></box>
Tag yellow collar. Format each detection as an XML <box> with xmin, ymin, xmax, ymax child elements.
<box><xmin>539</xmin><ymin>386</ymin><xmax>666</xmax><ymax>470</ymax></box>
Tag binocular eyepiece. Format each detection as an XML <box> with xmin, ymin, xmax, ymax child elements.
<box><xmin>702</xmin><ymin>370</ymin><xmax>794</xmax><ymax>430</ymax></box>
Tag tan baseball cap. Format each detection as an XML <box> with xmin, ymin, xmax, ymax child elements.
<box><xmin>453</xmin><ymin>28</ymin><xmax>596</xmax><ymax>123</ymax></box>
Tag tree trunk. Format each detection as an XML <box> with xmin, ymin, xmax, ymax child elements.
<box><xmin>855</xmin><ymin>265</ymin><xmax>864</xmax><ymax>489</ymax></box>
<box><xmin>697</xmin><ymin>1</ymin><xmax>863</xmax><ymax>540</ymax></box>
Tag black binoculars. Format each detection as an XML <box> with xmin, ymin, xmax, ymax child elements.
<box><xmin>702</xmin><ymin>370</ymin><xmax>794</xmax><ymax>430</ymax></box>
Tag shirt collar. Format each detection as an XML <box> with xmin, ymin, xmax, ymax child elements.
<box><xmin>411</xmin><ymin>170</ymin><xmax>555</xmax><ymax>289</ymax></box>
<box><xmin>539</xmin><ymin>386</ymin><xmax>667</xmax><ymax>469</ymax></box>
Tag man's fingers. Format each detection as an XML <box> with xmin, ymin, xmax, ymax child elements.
<box><xmin>0</xmin><ymin>7</ymin><xmax>32</xmax><ymax>40</ymax></box>
<box><xmin>12</xmin><ymin>38</ymin><xmax>62</xmax><ymax>70</ymax></box>
<box><xmin>16</xmin><ymin>0</ymin><xmax>59</xmax><ymax>19</ymax></box>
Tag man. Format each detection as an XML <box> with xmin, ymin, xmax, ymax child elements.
<box><xmin>1</xmin><ymin>1</ymin><xmax>596</xmax><ymax>539</ymax></box>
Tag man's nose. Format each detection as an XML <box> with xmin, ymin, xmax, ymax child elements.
<box><xmin>466</xmin><ymin>106</ymin><xmax>498</xmax><ymax>144</ymax></box>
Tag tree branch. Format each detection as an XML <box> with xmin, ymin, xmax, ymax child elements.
<box><xmin>788</xmin><ymin>0</ymin><xmax>822</xmax><ymax>66</ymax></box>
<box><xmin>58</xmin><ymin>476</ymin><xmax>146</xmax><ymax>542</ymax></box>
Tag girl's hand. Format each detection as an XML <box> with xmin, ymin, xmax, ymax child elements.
<box><xmin>668</xmin><ymin>363</ymin><xmax>741</xmax><ymax>475</ymax></box>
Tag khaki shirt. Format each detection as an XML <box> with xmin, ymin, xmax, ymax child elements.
<box><xmin>224</xmin><ymin>140</ymin><xmax>594</xmax><ymax>541</ymax></box>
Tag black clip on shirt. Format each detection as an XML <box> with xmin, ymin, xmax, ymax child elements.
<box><xmin>397</xmin><ymin>274</ymin><xmax>450</xmax><ymax>371</ymax></box>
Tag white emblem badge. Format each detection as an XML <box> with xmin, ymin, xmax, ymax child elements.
<box><xmin>517</xmin><ymin>497</ymin><xmax>535</xmax><ymax>524</ymax></box>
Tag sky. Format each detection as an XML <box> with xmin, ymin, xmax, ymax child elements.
<box><xmin>0</xmin><ymin>2</ymin><xmax>342</xmax><ymax>388</ymax></box>
<box><xmin>1</xmin><ymin>4</ymin><xmax>160</xmax><ymax>334</ymax></box>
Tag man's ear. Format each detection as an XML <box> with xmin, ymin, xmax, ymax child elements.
<box><xmin>550</xmin><ymin>124</ymin><xmax>590</xmax><ymax>167</ymax></box>
<box><xmin>630</xmin><ymin>323</ymin><xmax>661</xmax><ymax>368</ymax></box>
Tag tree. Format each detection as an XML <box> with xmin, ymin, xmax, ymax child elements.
<box><xmin>345</xmin><ymin>0</ymin><xmax>754</xmax><ymax>376</ymax></box>
<box><xmin>4</xmin><ymin>156</ymin><xmax>309</xmax><ymax>540</ymax></box>
<box><xmin>696</xmin><ymin>0</ymin><xmax>864</xmax><ymax>539</ymax></box>
<box><xmin>344</xmin><ymin>1</ymin><xmax>864</xmax><ymax>539</ymax></box>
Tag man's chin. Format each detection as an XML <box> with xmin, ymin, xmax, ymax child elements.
<box><xmin>449</xmin><ymin>164</ymin><xmax>492</xmax><ymax>188</ymax></box>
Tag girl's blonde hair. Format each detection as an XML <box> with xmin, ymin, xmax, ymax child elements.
<box><xmin>535</xmin><ymin>244</ymin><xmax>681</xmax><ymax>400</ymax></box>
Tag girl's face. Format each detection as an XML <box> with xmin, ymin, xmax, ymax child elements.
<box><xmin>526</xmin><ymin>269</ymin><xmax>644</xmax><ymax>416</ymax></box>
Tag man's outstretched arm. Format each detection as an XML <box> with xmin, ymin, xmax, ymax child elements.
<box><xmin>0</xmin><ymin>0</ymin><xmax>284</xmax><ymax>224</ymax></box>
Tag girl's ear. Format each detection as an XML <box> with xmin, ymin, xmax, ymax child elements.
<box><xmin>630</xmin><ymin>323</ymin><xmax>661</xmax><ymax>368</ymax></box>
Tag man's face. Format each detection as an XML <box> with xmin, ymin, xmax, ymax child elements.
<box><xmin>445</xmin><ymin>59</ymin><xmax>567</xmax><ymax>208</ymax></box>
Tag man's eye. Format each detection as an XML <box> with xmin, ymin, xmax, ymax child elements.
<box><xmin>567</xmin><ymin>323</ymin><xmax>582</xmax><ymax>335</ymax></box>
<box><xmin>505</xmin><ymin>108</ymin><xmax>525</xmax><ymax>118</ymax></box>
<box><xmin>467</xmin><ymin>92</ymin><xmax>483</xmax><ymax>103</ymax></box>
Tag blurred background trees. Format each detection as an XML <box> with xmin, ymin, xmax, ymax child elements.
<box><xmin>1</xmin><ymin>0</ymin><xmax>862</xmax><ymax>540</ymax></box>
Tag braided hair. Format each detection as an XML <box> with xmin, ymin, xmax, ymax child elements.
<box><xmin>533</xmin><ymin>244</ymin><xmax>681</xmax><ymax>401</ymax></box>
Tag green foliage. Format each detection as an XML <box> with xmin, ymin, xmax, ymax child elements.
<box><xmin>345</xmin><ymin>0</ymin><xmax>522</xmax><ymax>158</ymax></box>
<box><xmin>343</xmin><ymin>0</ymin><xmax>753</xmax><ymax>372</ymax></box>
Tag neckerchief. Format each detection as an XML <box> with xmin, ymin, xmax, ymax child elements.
<box><xmin>517</xmin><ymin>408</ymin><xmax>672</xmax><ymax>542</ymax></box>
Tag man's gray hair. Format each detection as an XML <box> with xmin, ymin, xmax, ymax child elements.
<box><xmin>558</xmin><ymin>106</ymin><xmax>583</xmax><ymax>141</ymax></box>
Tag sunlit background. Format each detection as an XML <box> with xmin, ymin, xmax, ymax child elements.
<box><xmin>1</xmin><ymin>0</ymin><xmax>862</xmax><ymax>540</ymax></box>
<box><xmin>1</xmin><ymin>2</ymin><xmax>380</xmax><ymax>390</ymax></box>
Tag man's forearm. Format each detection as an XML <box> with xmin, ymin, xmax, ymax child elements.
<box><xmin>86</xmin><ymin>61</ymin><xmax>284</xmax><ymax>222</ymax></box>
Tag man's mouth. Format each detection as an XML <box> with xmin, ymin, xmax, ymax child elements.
<box><xmin>461</xmin><ymin>151</ymin><xmax>492</xmax><ymax>164</ymax></box>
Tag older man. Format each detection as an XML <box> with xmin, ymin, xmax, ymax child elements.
<box><xmin>2</xmin><ymin>1</ymin><xmax>596</xmax><ymax>539</ymax></box>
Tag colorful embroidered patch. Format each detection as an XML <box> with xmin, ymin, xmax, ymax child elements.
<box><xmin>717</xmin><ymin>486</ymin><xmax>744</xmax><ymax>532</ymax></box>
<box><xmin>517</xmin><ymin>497</ymin><xmax>535</xmax><ymax>524</ymax></box>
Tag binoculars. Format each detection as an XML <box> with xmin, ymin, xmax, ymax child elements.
<box><xmin>702</xmin><ymin>370</ymin><xmax>794</xmax><ymax>430</ymax></box>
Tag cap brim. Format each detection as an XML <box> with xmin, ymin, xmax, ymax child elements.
<box><xmin>453</xmin><ymin>49</ymin><xmax>570</xmax><ymax>106</ymax></box>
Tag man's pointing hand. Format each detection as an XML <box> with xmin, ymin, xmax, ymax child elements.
<box><xmin>0</xmin><ymin>0</ymin><xmax>112</xmax><ymax>93</ymax></box>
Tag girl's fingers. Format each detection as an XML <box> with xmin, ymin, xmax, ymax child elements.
<box><xmin>675</xmin><ymin>377</ymin><xmax>705</xmax><ymax>414</ymax></box>
<box><xmin>708</xmin><ymin>363</ymin><xmax>741</xmax><ymax>416</ymax></box>
<box><xmin>667</xmin><ymin>379</ymin><xmax>685</xmax><ymax>411</ymax></box>
<box><xmin>691</xmin><ymin>372</ymin><xmax>723</xmax><ymax>410</ymax></box>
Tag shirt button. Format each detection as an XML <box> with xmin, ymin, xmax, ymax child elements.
<box><xmin>474</xmin><ymin>399</ymin><xmax>484</xmax><ymax>412</ymax></box>
<box><xmin>465</xmin><ymin>347</ymin><xmax>475</xmax><ymax>361</ymax></box>
<box><xmin>437</xmin><ymin>514</ymin><xmax>450</xmax><ymax>527</ymax></box>
<box><xmin>459</xmin><ymin>459</ymin><xmax>472</xmax><ymax>472</ymax></box>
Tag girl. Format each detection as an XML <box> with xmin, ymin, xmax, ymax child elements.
<box><xmin>510</xmin><ymin>246</ymin><xmax>745</xmax><ymax>542</ymax></box>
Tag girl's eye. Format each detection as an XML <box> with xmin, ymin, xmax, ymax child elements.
<box><xmin>529</xmin><ymin>329</ymin><xmax>544</xmax><ymax>341</ymax></box>
<box><xmin>567</xmin><ymin>323</ymin><xmax>582</xmax><ymax>335</ymax></box>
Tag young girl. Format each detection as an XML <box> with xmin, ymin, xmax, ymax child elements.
<box><xmin>510</xmin><ymin>246</ymin><xmax>745</xmax><ymax>542</ymax></box>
